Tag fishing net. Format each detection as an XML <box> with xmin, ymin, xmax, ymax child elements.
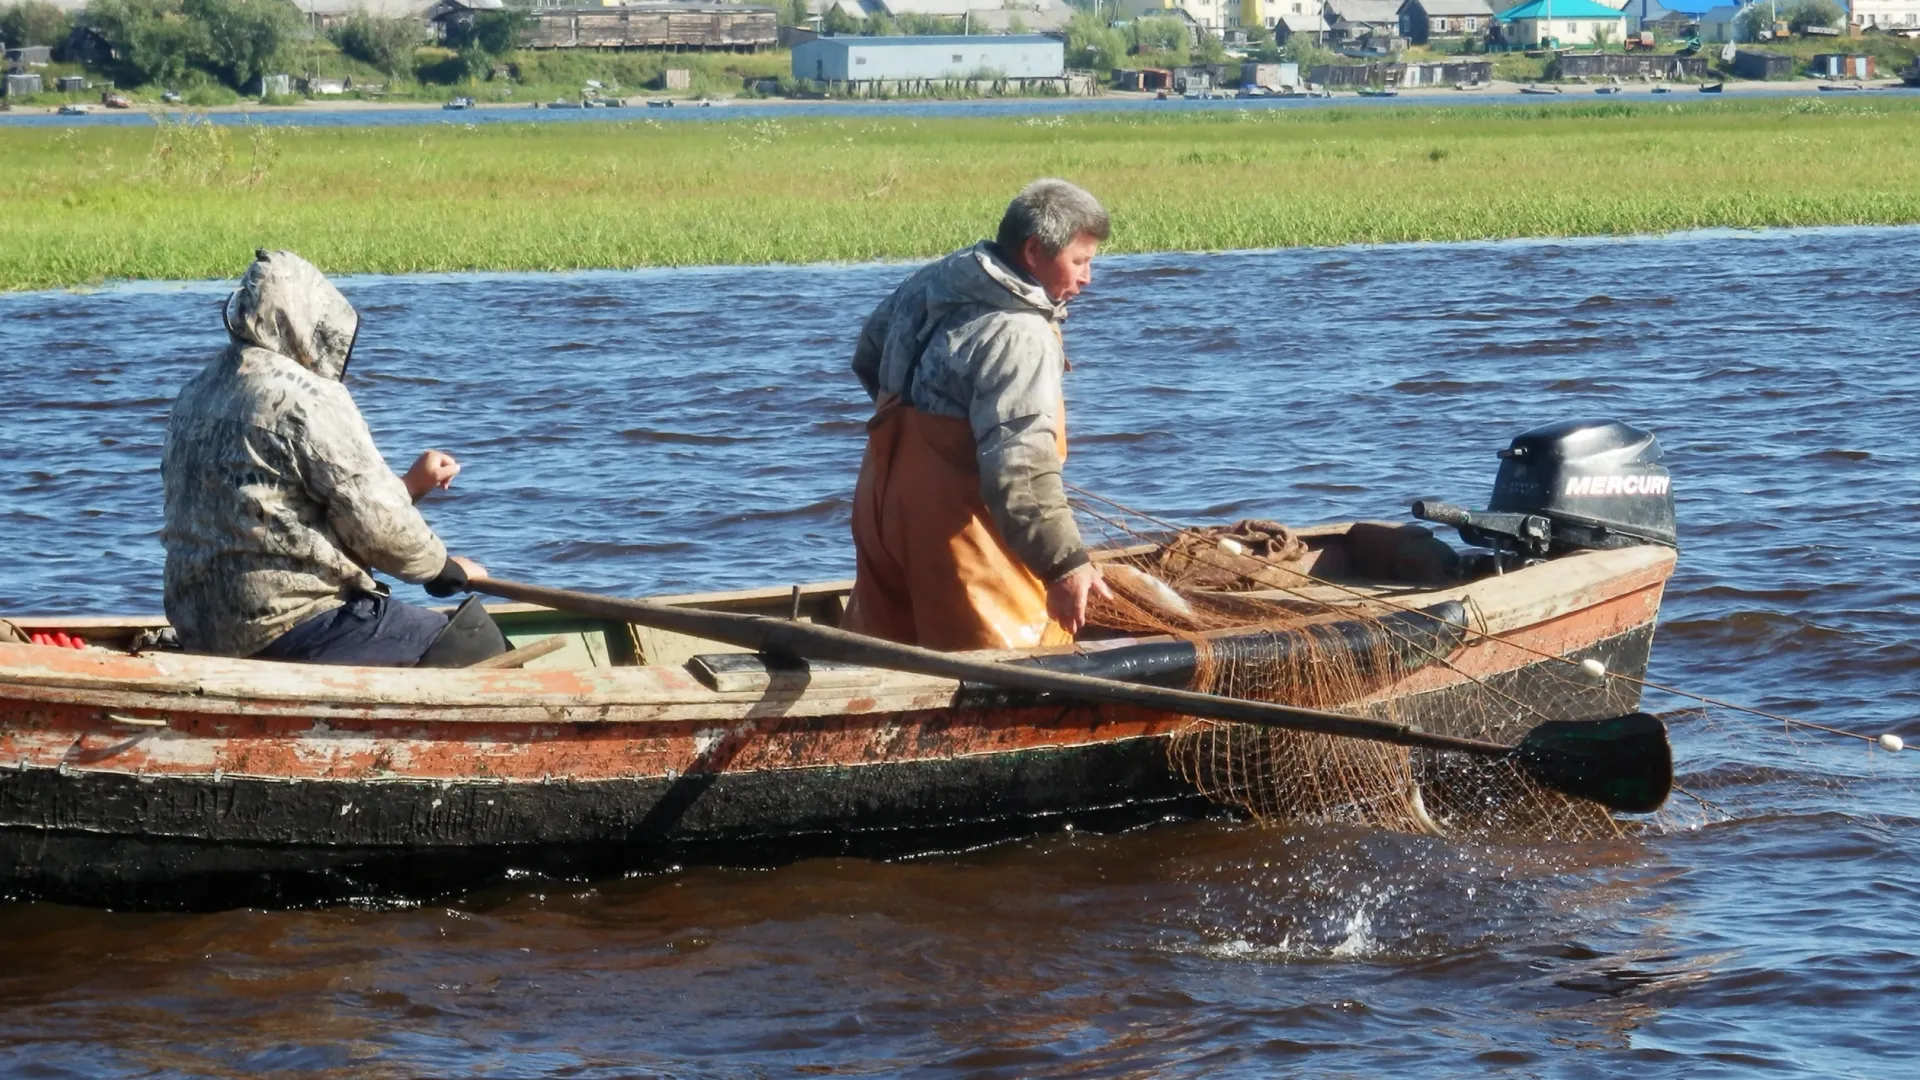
<box><xmin>1074</xmin><ymin>503</ymin><xmax>1662</xmax><ymax>843</ymax></box>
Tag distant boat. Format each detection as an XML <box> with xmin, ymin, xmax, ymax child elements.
<box><xmin>1651</xmin><ymin>85</ymin><xmax>1672</xmax><ymax>94</ymax></box>
<box><xmin>647</xmin><ymin>98</ymin><xmax>676</xmax><ymax>108</ymax></box>
<box><xmin>1699</xmin><ymin>81</ymin><xmax>1724</xmax><ymax>93</ymax></box>
<box><xmin>443</xmin><ymin>96</ymin><xmax>475</xmax><ymax>110</ymax></box>
<box><xmin>546</xmin><ymin>99</ymin><xmax>585</xmax><ymax>109</ymax></box>
<box><xmin>56</xmin><ymin>103</ymin><xmax>93</xmax><ymax>116</ymax></box>
<box><xmin>1817</xmin><ymin>83</ymin><xmax>1860</xmax><ymax>92</ymax></box>
<box><xmin>1594</xmin><ymin>86</ymin><xmax>1619</xmax><ymax>94</ymax></box>
<box><xmin>1520</xmin><ymin>85</ymin><xmax>1562</xmax><ymax>95</ymax></box>
<box><xmin>101</xmin><ymin>92</ymin><xmax>132</xmax><ymax>109</ymax></box>
<box><xmin>1357</xmin><ymin>86</ymin><xmax>1397</xmax><ymax>97</ymax></box>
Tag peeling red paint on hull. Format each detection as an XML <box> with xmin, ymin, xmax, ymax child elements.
<box><xmin>0</xmin><ymin>545</ymin><xmax>1674</xmax><ymax>907</ymax></box>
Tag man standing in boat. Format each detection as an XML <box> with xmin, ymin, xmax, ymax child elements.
<box><xmin>843</xmin><ymin>178</ymin><xmax>1113</xmax><ymax>651</ymax></box>
<box><xmin>160</xmin><ymin>249</ymin><xmax>503</xmax><ymax>666</ymax></box>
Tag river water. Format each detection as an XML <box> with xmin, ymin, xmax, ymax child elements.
<box><xmin>4</xmin><ymin>85</ymin><xmax>1914</xmax><ymax>130</ymax></box>
<box><xmin>1</xmin><ymin>227</ymin><xmax>1916</xmax><ymax>1076</ymax></box>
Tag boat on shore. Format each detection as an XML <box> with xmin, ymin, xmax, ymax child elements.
<box><xmin>443</xmin><ymin>96</ymin><xmax>475</xmax><ymax>110</ymax></box>
<box><xmin>1700</xmin><ymin>81</ymin><xmax>1724</xmax><ymax>93</ymax></box>
<box><xmin>1</xmin><ymin>522</ymin><xmax>1672</xmax><ymax>909</ymax></box>
<box><xmin>1520</xmin><ymin>84</ymin><xmax>1562</xmax><ymax>95</ymax></box>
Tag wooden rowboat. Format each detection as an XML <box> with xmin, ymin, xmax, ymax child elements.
<box><xmin>0</xmin><ymin>522</ymin><xmax>1672</xmax><ymax>908</ymax></box>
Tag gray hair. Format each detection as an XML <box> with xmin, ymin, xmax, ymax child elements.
<box><xmin>997</xmin><ymin>178</ymin><xmax>1110</xmax><ymax>257</ymax></box>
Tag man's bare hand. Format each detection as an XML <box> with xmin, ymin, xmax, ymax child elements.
<box><xmin>404</xmin><ymin>450</ymin><xmax>460</xmax><ymax>502</ymax></box>
<box><xmin>1046</xmin><ymin>563</ymin><xmax>1113</xmax><ymax>637</ymax></box>
<box><xmin>450</xmin><ymin>555</ymin><xmax>488</xmax><ymax>582</ymax></box>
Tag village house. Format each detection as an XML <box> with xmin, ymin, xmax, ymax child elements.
<box><xmin>1117</xmin><ymin>0</ymin><xmax>1232</xmax><ymax>34</ymax></box>
<box><xmin>1850</xmin><ymin>0</ymin><xmax>1920</xmax><ymax>30</ymax></box>
<box><xmin>1616</xmin><ymin>0</ymin><xmax>1709</xmax><ymax>36</ymax></box>
<box><xmin>1495</xmin><ymin>0</ymin><xmax>1627</xmax><ymax>46</ymax></box>
<box><xmin>435</xmin><ymin>0</ymin><xmax>779</xmax><ymax>51</ymax></box>
<box><xmin>1236</xmin><ymin>0</ymin><xmax>1276</xmax><ymax>28</ymax></box>
<box><xmin>1696</xmin><ymin>2</ymin><xmax>1743</xmax><ymax>41</ymax></box>
<box><xmin>298</xmin><ymin>0</ymin><xmax>438</xmax><ymax>31</ymax></box>
<box><xmin>1271</xmin><ymin>4</ymin><xmax>1330</xmax><ymax>41</ymax></box>
<box><xmin>1324</xmin><ymin>0</ymin><xmax>1402</xmax><ymax>42</ymax></box>
<box><xmin>1397</xmin><ymin>0</ymin><xmax>1494</xmax><ymax>43</ymax></box>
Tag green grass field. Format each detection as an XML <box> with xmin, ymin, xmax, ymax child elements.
<box><xmin>4</xmin><ymin>96</ymin><xmax>1918</xmax><ymax>292</ymax></box>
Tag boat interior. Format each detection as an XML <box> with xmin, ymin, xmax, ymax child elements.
<box><xmin>6</xmin><ymin>520</ymin><xmax>1481</xmax><ymax>676</ymax></box>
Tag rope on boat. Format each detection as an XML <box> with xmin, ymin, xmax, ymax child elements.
<box><xmin>1066</xmin><ymin>483</ymin><xmax>1908</xmax><ymax>755</ymax></box>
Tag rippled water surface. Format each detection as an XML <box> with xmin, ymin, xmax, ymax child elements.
<box><xmin>1</xmin><ymin>227</ymin><xmax>1916</xmax><ymax>1076</ymax></box>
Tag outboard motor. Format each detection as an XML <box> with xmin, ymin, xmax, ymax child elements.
<box><xmin>1411</xmin><ymin>419</ymin><xmax>1677</xmax><ymax>563</ymax></box>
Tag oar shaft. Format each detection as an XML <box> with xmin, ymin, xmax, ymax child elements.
<box><xmin>469</xmin><ymin>577</ymin><xmax>1512</xmax><ymax>758</ymax></box>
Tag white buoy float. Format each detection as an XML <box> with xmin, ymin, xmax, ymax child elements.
<box><xmin>1880</xmin><ymin>733</ymin><xmax>1904</xmax><ymax>753</ymax></box>
<box><xmin>1580</xmin><ymin>657</ymin><xmax>1607</xmax><ymax>678</ymax></box>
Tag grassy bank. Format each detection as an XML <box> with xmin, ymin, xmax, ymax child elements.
<box><xmin>4</xmin><ymin>96</ymin><xmax>1919</xmax><ymax>291</ymax></box>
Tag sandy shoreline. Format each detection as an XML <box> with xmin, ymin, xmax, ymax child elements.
<box><xmin>2</xmin><ymin>76</ymin><xmax>1909</xmax><ymax>119</ymax></box>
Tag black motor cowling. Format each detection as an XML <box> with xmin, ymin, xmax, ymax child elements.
<box><xmin>1412</xmin><ymin>419</ymin><xmax>1677</xmax><ymax>558</ymax></box>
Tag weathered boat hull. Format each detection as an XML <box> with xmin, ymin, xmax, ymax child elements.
<box><xmin>0</xmin><ymin>539</ymin><xmax>1673</xmax><ymax>908</ymax></box>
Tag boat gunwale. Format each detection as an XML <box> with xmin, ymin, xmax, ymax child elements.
<box><xmin>0</xmin><ymin>544</ymin><xmax>1676</xmax><ymax>725</ymax></box>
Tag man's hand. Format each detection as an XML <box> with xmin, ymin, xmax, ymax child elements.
<box><xmin>404</xmin><ymin>450</ymin><xmax>460</xmax><ymax>502</ymax></box>
<box><xmin>450</xmin><ymin>555</ymin><xmax>488</xmax><ymax>582</ymax></box>
<box><xmin>1046</xmin><ymin>563</ymin><xmax>1112</xmax><ymax>637</ymax></box>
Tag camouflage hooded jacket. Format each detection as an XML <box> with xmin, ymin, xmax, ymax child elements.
<box><xmin>851</xmin><ymin>241</ymin><xmax>1088</xmax><ymax>584</ymax></box>
<box><xmin>161</xmin><ymin>250</ymin><xmax>450</xmax><ymax>656</ymax></box>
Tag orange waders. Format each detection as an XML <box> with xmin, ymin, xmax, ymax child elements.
<box><xmin>842</xmin><ymin>396</ymin><xmax>1072</xmax><ymax>651</ymax></box>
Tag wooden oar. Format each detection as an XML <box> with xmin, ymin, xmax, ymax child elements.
<box><xmin>467</xmin><ymin>577</ymin><xmax>1672</xmax><ymax>814</ymax></box>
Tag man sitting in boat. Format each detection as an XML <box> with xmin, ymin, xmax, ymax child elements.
<box><xmin>843</xmin><ymin>178</ymin><xmax>1113</xmax><ymax>651</ymax></box>
<box><xmin>160</xmin><ymin>249</ymin><xmax>503</xmax><ymax>667</ymax></box>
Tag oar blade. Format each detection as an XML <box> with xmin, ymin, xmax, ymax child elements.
<box><xmin>1513</xmin><ymin>712</ymin><xmax>1673</xmax><ymax>814</ymax></box>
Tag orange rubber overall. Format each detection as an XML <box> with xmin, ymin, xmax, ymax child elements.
<box><xmin>842</xmin><ymin>395</ymin><xmax>1072</xmax><ymax>651</ymax></box>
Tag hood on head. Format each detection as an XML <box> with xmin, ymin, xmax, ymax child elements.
<box><xmin>223</xmin><ymin>249</ymin><xmax>360</xmax><ymax>381</ymax></box>
<box><xmin>922</xmin><ymin>241</ymin><xmax>1063</xmax><ymax>324</ymax></box>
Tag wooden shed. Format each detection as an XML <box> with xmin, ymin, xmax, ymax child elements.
<box><xmin>1809</xmin><ymin>53</ymin><xmax>1874</xmax><ymax>78</ymax></box>
<box><xmin>1731</xmin><ymin>50</ymin><xmax>1793</xmax><ymax>79</ymax></box>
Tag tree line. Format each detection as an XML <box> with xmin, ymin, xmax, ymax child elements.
<box><xmin>0</xmin><ymin>0</ymin><xmax>528</xmax><ymax>91</ymax></box>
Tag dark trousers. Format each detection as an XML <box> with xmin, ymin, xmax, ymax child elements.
<box><xmin>253</xmin><ymin>592</ymin><xmax>448</xmax><ymax>667</ymax></box>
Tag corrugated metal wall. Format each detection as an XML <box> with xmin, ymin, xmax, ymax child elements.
<box><xmin>792</xmin><ymin>37</ymin><xmax>1065</xmax><ymax>82</ymax></box>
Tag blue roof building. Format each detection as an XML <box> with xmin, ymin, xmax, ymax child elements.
<box><xmin>1496</xmin><ymin>0</ymin><xmax>1629</xmax><ymax>43</ymax></box>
